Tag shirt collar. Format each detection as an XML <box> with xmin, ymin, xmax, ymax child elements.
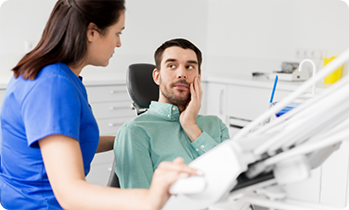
<box><xmin>149</xmin><ymin>101</ymin><xmax>180</xmax><ymax>120</ymax></box>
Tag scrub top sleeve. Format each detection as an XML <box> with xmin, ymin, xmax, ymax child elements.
<box><xmin>22</xmin><ymin>76</ymin><xmax>81</xmax><ymax>147</ymax></box>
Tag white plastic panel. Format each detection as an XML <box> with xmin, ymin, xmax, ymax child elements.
<box><xmin>320</xmin><ymin>141</ymin><xmax>349</xmax><ymax>208</ymax></box>
<box><xmin>283</xmin><ymin>166</ymin><xmax>321</xmax><ymax>203</ymax></box>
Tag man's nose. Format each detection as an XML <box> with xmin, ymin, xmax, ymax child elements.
<box><xmin>177</xmin><ymin>66</ymin><xmax>187</xmax><ymax>79</ymax></box>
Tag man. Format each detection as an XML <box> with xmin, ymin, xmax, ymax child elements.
<box><xmin>114</xmin><ymin>38</ymin><xmax>230</xmax><ymax>189</ymax></box>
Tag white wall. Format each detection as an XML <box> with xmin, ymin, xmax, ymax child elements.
<box><xmin>0</xmin><ymin>0</ymin><xmax>348</xmax><ymax>82</ymax></box>
<box><xmin>0</xmin><ymin>0</ymin><xmax>56</xmax><ymax>82</ymax></box>
<box><xmin>94</xmin><ymin>0</ymin><xmax>208</xmax><ymax>81</ymax></box>
<box><xmin>0</xmin><ymin>0</ymin><xmax>208</xmax><ymax>83</ymax></box>
<box><xmin>206</xmin><ymin>0</ymin><xmax>349</xmax><ymax>77</ymax></box>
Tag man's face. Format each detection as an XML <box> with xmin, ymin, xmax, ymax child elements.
<box><xmin>153</xmin><ymin>46</ymin><xmax>200</xmax><ymax>107</ymax></box>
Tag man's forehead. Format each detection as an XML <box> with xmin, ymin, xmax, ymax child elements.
<box><xmin>162</xmin><ymin>46</ymin><xmax>198</xmax><ymax>63</ymax></box>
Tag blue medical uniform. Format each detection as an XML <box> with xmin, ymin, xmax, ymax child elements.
<box><xmin>0</xmin><ymin>62</ymin><xmax>99</xmax><ymax>209</ymax></box>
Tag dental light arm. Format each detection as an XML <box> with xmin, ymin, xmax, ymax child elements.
<box><xmin>163</xmin><ymin>48</ymin><xmax>349</xmax><ymax>210</ymax></box>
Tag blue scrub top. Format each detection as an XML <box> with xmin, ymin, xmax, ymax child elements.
<box><xmin>0</xmin><ymin>63</ymin><xmax>99</xmax><ymax>209</ymax></box>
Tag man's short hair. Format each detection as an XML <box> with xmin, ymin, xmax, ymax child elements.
<box><xmin>154</xmin><ymin>38</ymin><xmax>202</xmax><ymax>74</ymax></box>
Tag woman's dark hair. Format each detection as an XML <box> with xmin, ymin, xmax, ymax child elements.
<box><xmin>13</xmin><ymin>0</ymin><xmax>125</xmax><ymax>80</ymax></box>
<box><xmin>154</xmin><ymin>38</ymin><xmax>202</xmax><ymax>74</ymax></box>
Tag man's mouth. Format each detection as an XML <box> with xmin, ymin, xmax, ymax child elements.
<box><xmin>174</xmin><ymin>84</ymin><xmax>188</xmax><ymax>90</ymax></box>
<box><xmin>172</xmin><ymin>80</ymin><xmax>190</xmax><ymax>90</ymax></box>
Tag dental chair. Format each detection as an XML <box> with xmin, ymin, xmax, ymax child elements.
<box><xmin>163</xmin><ymin>49</ymin><xmax>349</xmax><ymax>210</ymax></box>
<box><xmin>107</xmin><ymin>63</ymin><xmax>158</xmax><ymax>188</ymax></box>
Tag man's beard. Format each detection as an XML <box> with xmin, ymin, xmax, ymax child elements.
<box><xmin>160</xmin><ymin>79</ymin><xmax>191</xmax><ymax>108</ymax></box>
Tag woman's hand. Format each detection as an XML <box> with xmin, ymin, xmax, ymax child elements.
<box><xmin>147</xmin><ymin>157</ymin><xmax>203</xmax><ymax>210</ymax></box>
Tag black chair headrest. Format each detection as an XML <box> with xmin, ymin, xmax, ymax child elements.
<box><xmin>126</xmin><ymin>63</ymin><xmax>159</xmax><ymax>109</ymax></box>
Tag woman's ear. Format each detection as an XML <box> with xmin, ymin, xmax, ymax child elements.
<box><xmin>86</xmin><ymin>23</ymin><xmax>99</xmax><ymax>42</ymax></box>
<box><xmin>153</xmin><ymin>68</ymin><xmax>160</xmax><ymax>85</ymax></box>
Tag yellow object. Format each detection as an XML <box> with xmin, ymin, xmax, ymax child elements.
<box><xmin>324</xmin><ymin>56</ymin><xmax>343</xmax><ymax>84</ymax></box>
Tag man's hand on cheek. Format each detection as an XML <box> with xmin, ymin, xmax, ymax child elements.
<box><xmin>179</xmin><ymin>76</ymin><xmax>203</xmax><ymax>142</ymax></box>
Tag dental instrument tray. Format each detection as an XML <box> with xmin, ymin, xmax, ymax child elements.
<box><xmin>269</xmin><ymin>62</ymin><xmax>310</xmax><ymax>81</ymax></box>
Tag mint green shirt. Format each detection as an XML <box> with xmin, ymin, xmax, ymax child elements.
<box><xmin>114</xmin><ymin>101</ymin><xmax>230</xmax><ymax>189</ymax></box>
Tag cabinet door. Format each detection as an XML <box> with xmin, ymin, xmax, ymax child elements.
<box><xmin>199</xmin><ymin>81</ymin><xmax>207</xmax><ymax>115</ymax></box>
<box><xmin>227</xmin><ymin>85</ymin><xmax>291</xmax><ymax>121</ymax></box>
<box><xmin>85</xmin><ymin>84</ymin><xmax>134</xmax><ymax>186</ymax></box>
<box><xmin>206</xmin><ymin>82</ymin><xmax>227</xmax><ymax>123</ymax></box>
<box><xmin>86</xmin><ymin>161</ymin><xmax>113</xmax><ymax>186</ymax></box>
<box><xmin>90</xmin><ymin>101</ymin><xmax>134</xmax><ymax>119</ymax></box>
<box><xmin>86</xmin><ymin>85</ymin><xmax>130</xmax><ymax>103</ymax></box>
<box><xmin>97</xmin><ymin>116</ymin><xmax>134</xmax><ymax>135</ymax></box>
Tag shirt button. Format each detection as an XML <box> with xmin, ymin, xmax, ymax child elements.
<box><xmin>201</xmin><ymin>145</ymin><xmax>205</xmax><ymax>149</ymax></box>
<box><xmin>196</xmin><ymin>148</ymin><xmax>199</xmax><ymax>152</ymax></box>
<box><xmin>172</xmin><ymin>107</ymin><xmax>176</xmax><ymax>111</ymax></box>
<box><xmin>168</xmin><ymin>114</ymin><xmax>170</xmax><ymax>117</ymax></box>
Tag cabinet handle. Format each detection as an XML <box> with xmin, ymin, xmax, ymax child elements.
<box><xmin>108</xmin><ymin>122</ymin><xmax>122</xmax><ymax>127</ymax></box>
<box><xmin>219</xmin><ymin>89</ymin><xmax>224</xmax><ymax>115</ymax></box>
<box><xmin>109</xmin><ymin>90</ymin><xmax>122</xmax><ymax>94</ymax></box>
<box><xmin>109</xmin><ymin>106</ymin><xmax>131</xmax><ymax>110</ymax></box>
<box><xmin>108</xmin><ymin>123</ymin><xmax>117</xmax><ymax>127</ymax></box>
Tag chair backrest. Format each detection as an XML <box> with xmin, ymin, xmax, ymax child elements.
<box><xmin>126</xmin><ymin>63</ymin><xmax>159</xmax><ymax>114</ymax></box>
<box><xmin>107</xmin><ymin>63</ymin><xmax>158</xmax><ymax>188</ymax></box>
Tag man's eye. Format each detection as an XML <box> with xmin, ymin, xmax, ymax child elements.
<box><xmin>187</xmin><ymin>65</ymin><xmax>194</xmax><ymax>69</ymax></box>
<box><xmin>169</xmin><ymin>64</ymin><xmax>176</xmax><ymax>68</ymax></box>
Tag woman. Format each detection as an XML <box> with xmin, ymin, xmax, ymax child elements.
<box><xmin>0</xmin><ymin>0</ymin><xmax>200</xmax><ymax>209</ymax></box>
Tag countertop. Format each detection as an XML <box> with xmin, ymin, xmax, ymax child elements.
<box><xmin>0</xmin><ymin>73</ymin><xmax>331</xmax><ymax>91</ymax></box>
<box><xmin>201</xmin><ymin>74</ymin><xmax>328</xmax><ymax>92</ymax></box>
<box><xmin>0</xmin><ymin>77</ymin><xmax>126</xmax><ymax>89</ymax></box>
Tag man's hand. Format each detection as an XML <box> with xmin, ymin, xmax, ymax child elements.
<box><xmin>179</xmin><ymin>76</ymin><xmax>203</xmax><ymax>142</ymax></box>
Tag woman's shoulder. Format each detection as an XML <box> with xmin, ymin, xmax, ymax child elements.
<box><xmin>39</xmin><ymin>62</ymin><xmax>71</xmax><ymax>79</ymax></box>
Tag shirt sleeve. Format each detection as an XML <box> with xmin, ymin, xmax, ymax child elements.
<box><xmin>114</xmin><ymin>123</ymin><xmax>154</xmax><ymax>189</ymax></box>
<box><xmin>21</xmin><ymin>75</ymin><xmax>81</xmax><ymax>148</ymax></box>
<box><xmin>190</xmin><ymin>117</ymin><xmax>230</xmax><ymax>156</ymax></box>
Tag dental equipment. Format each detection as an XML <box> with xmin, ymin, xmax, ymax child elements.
<box><xmin>163</xmin><ymin>48</ymin><xmax>349</xmax><ymax>210</ymax></box>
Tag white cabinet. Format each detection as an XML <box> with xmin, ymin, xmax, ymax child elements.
<box><xmin>0</xmin><ymin>82</ymin><xmax>133</xmax><ymax>187</ymax></box>
<box><xmin>227</xmin><ymin>84</ymin><xmax>291</xmax><ymax>121</ymax></box>
<box><xmin>199</xmin><ymin>81</ymin><xmax>207</xmax><ymax>115</ymax></box>
<box><xmin>204</xmin><ymin>76</ymin><xmax>349</xmax><ymax>208</ymax></box>
<box><xmin>205</xmin><ymin>82</ymin><xmax>228</xmax><ymax>123</ymax></box>
<box><xmin>85</xmin><ymin>83</ymin><xmax>135</xmax><ymax>186</ymax></box>
<box><xmin>226</xmin><ymin>84</ymin><xmax>292</xmax><ymax>137</ymax></box>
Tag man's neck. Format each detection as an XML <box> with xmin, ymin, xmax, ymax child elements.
<box><xmin>157</xmin><ymin>98</ymin><xmax>186</xmax><ymax>113</ymax></box>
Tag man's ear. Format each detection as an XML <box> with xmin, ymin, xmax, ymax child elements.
<box><xmin>86</xmin><ymin>22</ymin><xmax>99</xmax><ymax>42</ymax></box>
<box><xmin>153</xmin><ymin>68</ymin><xmax>160</xmax><ymax>85</ymax></box>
